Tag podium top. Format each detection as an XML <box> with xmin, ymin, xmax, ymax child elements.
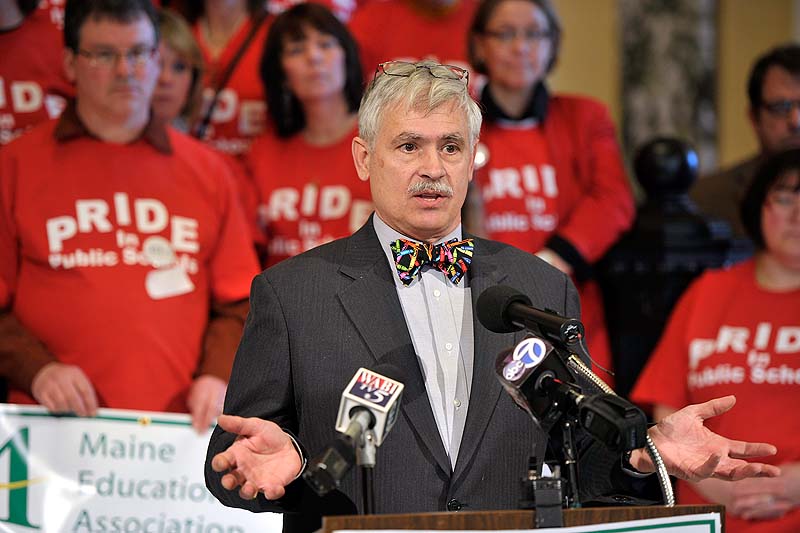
<box><xmin>321</xmin><ymin>504</ymin><xmax>724</xmax><ymax>531</ymax></box>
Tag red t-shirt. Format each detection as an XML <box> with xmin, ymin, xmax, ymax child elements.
<box><xmin>194</xmin><ymin>17</ymin><xmax>271</xmax><ymax>156</ymax></box>
<box><xmin>246</xmin><ymin>126</ymin><xmax>373</xmax><ymax>266</ymax></box>
<box><xmin>473</xmin><ymin>96</ymin><xmax>634</xmax><ymax>384</ymax></box>
<box><xmin>632</xmin><ymin>260</ymin><xmax>800</xmax><ymax>533</ymax></box>
<box><xmin>0</xmin><ymin>121</ymin><xmax>260</xmax><ymax>413</ymax></box>
<box><xmin>348</xmin><ymin>0</ymin><xmax>478</xmax><ymax>79</ymax></box>
<box><xmin>475</xmin><ymin>96</ymin><xmax>633</xmax><ymax>263</ymax></box>
<box><xmin>0</xmin><ymin>8</ymin><xmax>71</xmax><ymax>146</ymax></box>
<box><xmin>477</xmin><ymin>121</ymin><xmax>561</xmax><ymax>252</ymax></box>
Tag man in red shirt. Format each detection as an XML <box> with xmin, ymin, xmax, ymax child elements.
<box><xmin>0</xmin><ymin>0</ymin><xmax>260</xmax><ymax>432</ymax></box>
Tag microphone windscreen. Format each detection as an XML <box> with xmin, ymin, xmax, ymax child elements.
<box><xmin>476</xmin><ymin>285</ymin><xmax>532</xmax><ymax>333</ymax></box>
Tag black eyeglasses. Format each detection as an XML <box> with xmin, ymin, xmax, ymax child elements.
<box><xmin>374</xmin><ymin>61</ymin><xmax>469</xmax><ymax>84</ymax></box>
<box><xmin>77</xmin><ymin>45</ymin><xmax>158</xmax><ymax>69</ymax></box>
<box><xmin>761</xmin><ymin>99</ymin><xmax>800</xmax><ymax>118</ymax></box>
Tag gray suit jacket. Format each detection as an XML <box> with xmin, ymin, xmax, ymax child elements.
<box><xmin>205</xmin><ymin>218</ymin><xmax>628</xmax><ymax>531</ymax></box>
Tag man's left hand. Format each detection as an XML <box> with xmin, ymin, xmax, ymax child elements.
<box><xmin>188</xmin><ymin>375</ymin><xmax>226</xmax><ymax>434</ymax></box>
<box><xmin>630</xmin><ymin>396</ymin><xmax>780</xmax><ymax>481</ymax></box>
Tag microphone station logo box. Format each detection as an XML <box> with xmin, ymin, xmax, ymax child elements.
<box><xmin>347</xmin><ymin>368</ymin><xmax>402</xmax><ymax>408</ymax></box>
<box><xmin>336</xmin><ymin>368</ymin><xmax>405</xmax><ymax>445</ymax></box>
<box><xmin>501</xmin><ymin>336</ymin><xmax>551</xmax><ymax>383</ymax></box>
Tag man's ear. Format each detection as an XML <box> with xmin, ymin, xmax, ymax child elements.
<box><xmin>352</xmin><ymin>136</ymin><xmax>370</xmax><ymax>182</ymax></box>
<box><xmin>64</xmin><ymin>48</ymin><xmax>77</xmax><ymax>84</ymax></box>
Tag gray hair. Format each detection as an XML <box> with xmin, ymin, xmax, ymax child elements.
<box><xmin>358</xmin><ymin>60</ymin><xmax>482</xmax><ymax>149</ymax></box>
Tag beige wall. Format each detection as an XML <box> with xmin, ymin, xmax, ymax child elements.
<box><xmin>717</xmin><ymin>0</ymin><xmax>794</xmax><ymax>168</ymax></box>
<box><xmin>544</xmin><ymin>0</ymin><xmax>797</xmax><ymax>171</ymax></box>
<box><xmin>549</xmin><ymin>0</ymin><xmax>621</xmax><ymax>125</ymax></box>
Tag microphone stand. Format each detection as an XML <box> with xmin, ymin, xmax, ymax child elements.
<box><xmin>560</xmin><ymin>418</ymin><xmax>580</xmax><ymax>508</ymax></box>
<box><xmin>536</xmin><ymin>372</ymin><xmax>583</xmax><ymax>508</ymax></box>
<box><xmin>540</xmin><ymin>313</ymin><xmax>675</xmax><ymax>508</ymax></box>
<box><xmin>356</xmin><ymin>429</ymin><xmax>377</xmax><ymax>514</ymax></box>
<box><xmin>565</xmin><ymin>350</ymin><xmax>675</xmax><ymax>506</ymax></box>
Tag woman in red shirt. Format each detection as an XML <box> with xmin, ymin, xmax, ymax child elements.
<box><xmin>247</xmin><ymin>3</ymin><xmax>372</xmax><ymax>266</ymax></box>
<box><xmin>632</xmin><ymin>149</ymin><xmax>800</xmax><ymax>532</ymax></box>
<box><xmin>465</xmin><ymin>0</ymin><xmax>635</xmax><ymax>382</ymax></box>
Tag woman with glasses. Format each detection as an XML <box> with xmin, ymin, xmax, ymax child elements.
<box><xmin>152</xmin><ymin>8</ymin><xmax>205</xmax><ymax>131</ymax></box>
<box><xmin>246</xmin><ymin>3</ymin><xmax>371</xmax><ymax>266</ymax></box>
<box><xmin>632</xmin><ymin>148</ymin><xmax>800</xmax><ymax>533</ymax></box>
<box><xmin>466</xmin><ymin>0</ymin><xmax>635</xmax><ymax>382</ymax></box>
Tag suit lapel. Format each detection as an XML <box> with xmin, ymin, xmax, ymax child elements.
<box><xmin>337</xmin><ymin>221</ymin><xmax>451</xmax><ymax>475</ymax></box>
<box><xmin>452</xmin><ymin>237</ymin><xmax>522</xmax><ymax>482</ymax></box>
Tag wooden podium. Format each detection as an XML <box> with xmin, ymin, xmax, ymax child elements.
<box><xmin>321</xmin><ymin>505</ymin><xmax>723</xmax><ymax>531</ymax></box>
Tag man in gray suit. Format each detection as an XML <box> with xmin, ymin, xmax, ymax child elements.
<box><xmin>205</xmin><ymin>61</ymin><xmax>779</xmax><ymax>531</ymax></box>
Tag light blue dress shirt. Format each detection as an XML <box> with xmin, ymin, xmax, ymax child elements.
<box><xmin>373</xmin><ymin>215</ymin><xmax>474</xmax><ymax>470</ymax></box>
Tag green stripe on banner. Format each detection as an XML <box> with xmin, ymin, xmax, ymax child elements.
<box><xmin>596</xmin><ymin>519</ymin><xmax>716</xmax><ymax>533</ymax></box>
<box><xmin>14</xmin><ymin>411</ymin><xmax>193</xmax><ymax>427</ymax></box>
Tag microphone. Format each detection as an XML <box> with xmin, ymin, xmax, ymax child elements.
<box><xmin>303</xmin><ymin>366</ymin><xmax>405</xmax><ymax>496</ymax></box>
<box><xmin>495</xmin><ymin>335</ymin><xmax>577</xmax><ymax>432</ymax></box>
<box><xmin>496</xmin><ymin>336</ymin><xmax>646</xmax><ymax>452</ymax></box>
<box><xmin>477</xmin><ymin>285</ymin><xmax>584</xmax><ymax>345</ymax></box>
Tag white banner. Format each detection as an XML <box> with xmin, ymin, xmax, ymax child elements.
<box><xmin>0</xmin><ymin>404</ymin><xmax>282</xmax><ymax>532</ymax></box>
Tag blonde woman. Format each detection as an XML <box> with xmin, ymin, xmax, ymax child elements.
<box><xmin>152</xmin><ymin>8</ymin><xmax>205</xmax><ymax>131</ymax></box>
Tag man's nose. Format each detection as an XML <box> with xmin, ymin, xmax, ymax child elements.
<box><xmin>114</xmin><ymin>54</ymin><xmax>134</xmax><ymax>77</ymax></box>
<box><xmin>419</xmin><ymin>149</ymin><xmax>446</xmax><ymax>179</ymax></box>
<box><xmin>512</xmin><ymin>33</ymin><xmax>531</xmax><ymax>53</ymax></box>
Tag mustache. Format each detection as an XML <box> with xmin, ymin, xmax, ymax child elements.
<box><xmin>407</xmin><ymin>180</ymin><xmax>453</xmax><ymax>197</ymax></box>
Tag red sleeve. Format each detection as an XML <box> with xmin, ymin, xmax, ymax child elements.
<box><xmin>198</xmin><ymin>299</ymin><xmax>249</xmax><ymax>380</ymax></box>
<box><xmin>630</xmin><ymin>277</ymin><xmax>703</xmax><ymax>411</ymax></box>
<box><xmin>548</xmin><ymin>99</ymin><xmax>635</xmax><ymax>263</ymax></box>
<box><xmin>0</xmin><ymin>139</ymin><xmax>57</xmax><ymax>391</ymax></box>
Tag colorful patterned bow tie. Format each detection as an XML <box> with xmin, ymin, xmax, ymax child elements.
<box><xmin>390</xmin><ymin>238</ymin><xmax>474</xmax><ymax>286</ymax></box>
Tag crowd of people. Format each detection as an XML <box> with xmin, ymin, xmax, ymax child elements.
<box><xmin>1</xmin><ymin>1</ymin><xmax>798</xmax><ymax>531</ymax></box>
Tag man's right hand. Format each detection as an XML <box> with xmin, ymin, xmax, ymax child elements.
<box><xmin>211</xmin><ymin>415</ymin><xmax>303</xmax><ymax>501</ymax></box>
<box><xmin>30</xmin><ymin>362</ymin><xmax>98</xmax><ymax>417</ymax></box>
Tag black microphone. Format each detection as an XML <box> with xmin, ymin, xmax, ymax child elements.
<box><xmin>477</xmin><ymin>285</ymin><xmax>584</xmax><ymax>345</ymax></box>
<box><xmin>303</xmin><ymin>365</ymin><xmax>405</xmax><ymax>496</ymax></box>
<box><xmin>495</xmin><ymin>336</ymin><xmax>647</xmax><ymax>452</ymax></box>
<box><xmin>494</xmin><ymin>335</ymin><xmax>577</xmax><ymax>432</ymax></box>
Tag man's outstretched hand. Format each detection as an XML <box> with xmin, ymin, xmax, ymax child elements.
<box><xmin>211</xmin><ymin>415</ymin><xmax>303</xmax><ymax>501</ymax></box>
<box><xmin>631</xmin><ymin>396</ymin><xmax>780</xmax><ymax>481</ymax></box>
